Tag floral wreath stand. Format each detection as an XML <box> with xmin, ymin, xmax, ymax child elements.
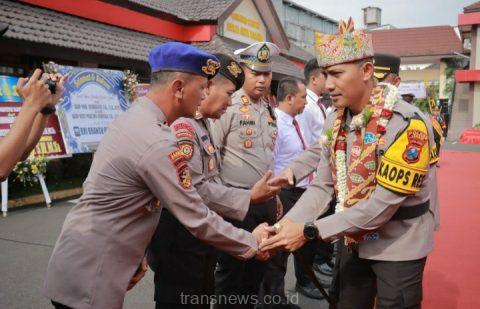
<box><xmin>1</xmin><ymin>174</ymin><xmax>52</xmax><ymax>217</ymax></box>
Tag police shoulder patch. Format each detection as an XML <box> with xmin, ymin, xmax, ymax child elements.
<box><xmin>376</xmin><ymin>118</ymin><xmax>430</xmax><ymax>195</ymax></box>
<box><xmin>168</xmin><ymin>147</ymin><xmax>192</xmax><ymax>189</ymax></box>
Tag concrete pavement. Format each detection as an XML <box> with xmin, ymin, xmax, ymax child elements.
<box><xmin>0</xmin><ymin>199</ymin><xmax>327</xmax><ymax>308</ymax></box>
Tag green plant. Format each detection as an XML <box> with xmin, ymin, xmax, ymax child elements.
<box><xmin>413</xmin><ymin>98</ymin><xmax>431</xmax><ymax>115</ymax></box>
<box><xmin>444</xmin><ymin>59</ymin><xmax>465</xmax><ymax>98</ymax></box>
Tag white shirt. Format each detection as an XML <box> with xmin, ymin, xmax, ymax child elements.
<box><xmin>296</xmin><ymin>88</ymin><xmax>327</xmax><ymax>146</ymax></box>
<box><xmin>274</xmin><ymin>108</ymin><xmax>309</xmax><ymax>188</ymax></box>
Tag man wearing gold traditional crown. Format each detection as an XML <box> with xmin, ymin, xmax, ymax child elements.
<box><xmin>261</xmin><ymin>18</ymin><xmax>439</xmax><ymax>309</ymax></box>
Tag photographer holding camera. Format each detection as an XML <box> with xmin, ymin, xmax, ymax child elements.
<box><xmin>0</xmin><ymin>68</ymin><xmax>67</xmax><ymax>181</ymax></box>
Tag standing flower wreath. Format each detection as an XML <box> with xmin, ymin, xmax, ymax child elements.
<box><xmin>123</xmin><ymin>70</ymin><xmax>139</xmax><ymax>103</ymax></box>
<box><xmin>13</xmin><ymin>156</ymin><xmax>47</xmax><ymax>187</ymax></box>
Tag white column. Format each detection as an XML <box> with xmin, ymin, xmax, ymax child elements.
<box><xmin>1</xmin><ymin>179</ymin><xmax>8</xmax><ymax>217</ymax></box>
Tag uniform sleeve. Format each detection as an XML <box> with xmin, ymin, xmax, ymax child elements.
<box><xmin>197</xmin><ymin>176</ymin><xmax>251</xmax><ymax>221</ymax></box>
<box><xmin>172</xmin><ymin>120</ymin><xmax>250</xmax><ymax>221</ymax></box>
<box><xmin>211</xmin><ymin>106</ymin><xmax>233</xmax><ymax>152</ymax></box>
<box><xmin>287</xmin><ymin>142</ymin><xmax>322</xmax><ymax>183</ymax></box>
<box><xmin>314</xmin><ymin>117</ymin><xmax>431</xmax><ymax>242</ymax></box>
<box><xmin>136</xmin><ymin>140</ymin><xmax>257</xmax><ymax>260</ymax></box>
<box><xmin>285</xmin><ymin>145</ymin><xmax>335</xmax><ymax>223</ymax></box>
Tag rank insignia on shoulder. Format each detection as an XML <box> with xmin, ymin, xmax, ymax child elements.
<box><xmin>239</xmin><ymin>106</ymin><xmax>250</xmax><ymax>113</ymax></box>
<box><xmin>375</xmin><ymin>118</ymin><xmax>430</xmax><ymax>195</ymax></box>
<box><xmin>208</xmin><ymin>157</ymin><xmax>215</xmax><ymax>171</ymax></box>
<box><xmin>244</xmin><ymin>139</ymin><xmax>253</xmax><ymax>148</ymax></box>
<box><xmin>241</xmin><ymin>95</ymin><xmax>250</xmax><ymax>104</ymax></box>
<box><xmin>207</xmin><ymin>144</ymin><xmax>215</xmax><ymax>154</ymax></box>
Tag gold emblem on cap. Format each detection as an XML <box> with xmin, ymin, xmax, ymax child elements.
<box><xmin>227</xmin><ymin>61</ymin><xmax>242</xmax><ymax>78</ymax></box>
<box><xmin>202</xmin><ymin>59</ymin><xmax>221</xmax><ymax>76</ymax></box>
<box><xmin>257</xmin><ymin>44</ymin><xmax>270</xmax><ymax>62</ymax></box>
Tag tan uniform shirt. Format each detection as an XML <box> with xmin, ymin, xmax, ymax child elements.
<box><xmin>43</xmin><ymin>97</ymin><xmax>257</xmax><ymax>309</ymax></box>
<box><xmin>286</xmin><ymin>100</ymin><xmax>439</xmax><ymax>261</ymax></box>
<box><xmin>171</xmin><ymin>116</ymin><xmax>250</xmax><ymax>220</ymax></box>
<box><xmin>211</xmin><ymin>88</ymin><xmax>277</xmax><ymax>189</ymax></box>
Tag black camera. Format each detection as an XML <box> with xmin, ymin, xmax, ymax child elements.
<box><xmin>42</xmin><ymin>61</ymin><xmax>58</xmax><ymax>94</ymax></box>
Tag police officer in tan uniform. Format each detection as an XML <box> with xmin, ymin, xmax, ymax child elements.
<box><xmin>263</xmin><ymin>19</ymin><xmax>439</xmax><ymax>309</ymax></box>
<box><xmin>211</xmin><ymin>42</ymin><xmax>281</xmax><ymax>308</ymax></box>
<box><xmin>149</xmin><ymin>53</ymin><xmax>280</xmax><ymax>309</ymax></box>
<box><xmin>43</xmin><ymin>43</ymin><xmax>271</xmax><ymax>309</ymax></box>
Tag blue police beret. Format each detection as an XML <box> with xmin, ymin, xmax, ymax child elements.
<box><xmin>148</xmin><ymin>42</ymin><xmax>220</xmax><ymax>79</ymax></box>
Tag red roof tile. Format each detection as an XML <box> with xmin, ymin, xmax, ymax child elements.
<box><xmin>464</xmin><ymin>1</ymin><xmax>480</xmax><ymax>13</ymax></box>
<box><xmin>368</xmin><ymin>26</ymin><xmax>463</xmax><ymax>57</ymax></box>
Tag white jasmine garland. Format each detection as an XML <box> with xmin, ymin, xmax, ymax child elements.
<box><xmin>333</xmin><ymin>83</ymin><xmax>399</xmax><ymax>214</ymax></box>
<box><xmin>335</xmin><ymin>148</ymin><xmax>347</xmax><ymax>213</ymax></box>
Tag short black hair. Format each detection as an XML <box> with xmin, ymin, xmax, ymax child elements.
<box><xmin>150</xmin><ymin>71</ymin><xmax>193</xmax><ymax>85</ymax></box>
<box><xmin>277</xmin><ymin>77</ymin><xmax>303</xmax><ymax>102</ymax></box>
<box><xmin>304</xmin><ymin>58</ymin><xmax>321</xmax><ymax>82</ymax></box>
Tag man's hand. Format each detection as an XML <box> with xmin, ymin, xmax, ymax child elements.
<box><xmin>250</xmin><ymin>170</ymin><xmax>281</xmax><ymax>204</ymax></box>
<box><xmin>260</xmin><ymin>218</ymin><xmax>307</xmax><ymax>253</ymax></box>
<box><xmin>252</xmin><ymin>222</ymin><xmax>277</xmax><ymax>261</ymax></box>
<box><xmin>127</xmin><ymin>256</ymin><xmax>148</xmax><ymax>291</ymax></box>
<box><xmin>16</xmin><ymin>69</ymin><xmax>52</xmax><ymax>112</ymax></box>
<box><xmin>275</xmin><ymin>195</ymin><xmax>283</xmax><ymax>220</ymax></box>
<box><xmin>267</xmin><ymin>167</ymin><xmax>294</xmax><ymax>187</ymax></box>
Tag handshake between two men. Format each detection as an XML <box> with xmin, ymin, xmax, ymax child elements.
<box><xmin>250</xmin><ymin>167</ymin><xmax>310</xmax><ymax>261</ymax></box>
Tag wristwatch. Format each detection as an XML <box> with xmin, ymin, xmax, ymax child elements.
<box><xmin>40</xmin><ymin>105</ymin><xmax>56</xmax><ymax>115</ymax></box>
<box><xmin>303</xmin><ymin>222</ymin><xmax>319</xmax><ymax>240</ymax></box>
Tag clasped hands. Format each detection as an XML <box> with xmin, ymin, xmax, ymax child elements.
<box><xmin>251</xmin><ymin>218</ymin><xmax>307</xmax><ymax>261</ymax></box>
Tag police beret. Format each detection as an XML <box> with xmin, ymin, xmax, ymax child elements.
<box><xmin>213</xmin><ymin>53</ymin><xmax>245</xmax><ymax>91</ymax></box>
<box><xmin>373</xmin><ymin>53</ymin><xmax>401</xmax><ymax>80</ymax></box>
<box><xmin>148</xmin><ymin>42</ymin><xmax>220</xmax><ymax>79</ymax></box>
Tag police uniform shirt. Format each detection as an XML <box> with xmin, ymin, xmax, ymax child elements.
<box><xmin>285</xmin><ymin>100</ymin><xmax>439</xmax><ymax>261</ymax></box>
<box><xmin>211</xmin><ymin>88</ymin><xmax>277</xmax><ymax>189</ymax></box>
<box><xmin>171</xmin><ymin>116</ymin><xmax>250</xmax><ymax>220</ymax></box>
<box><xmin>43</xmin><ymin>96</ymin><xmax>257</xmax><ymax>309</ymax></box>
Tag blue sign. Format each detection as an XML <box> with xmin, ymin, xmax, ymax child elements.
<box><xmin>55</xmin><ymin>66</ymin><xmax>127</xmax><ymax>154</ymax></box>
<box><xmin>0</xmin><ymin>75</ymin><xmax>22</xmax><ymax>103</ymax></box>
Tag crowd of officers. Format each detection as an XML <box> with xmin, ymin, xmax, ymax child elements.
<box><xmin>1</xmin><ymin>18</ymin><xmax>443</xmax><ymax>309</ymax></box>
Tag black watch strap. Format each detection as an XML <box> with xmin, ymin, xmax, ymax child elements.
<box><xmin>303</xmin><ymin>221</ymin><xmax>319</xmax><ymax>240</ymax></box>
<box><xmin>40</xmin><ymin>105</ymin><xmax>56</xmax><ymax>115</ymax></box>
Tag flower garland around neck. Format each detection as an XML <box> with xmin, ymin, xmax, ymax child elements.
<box><xmin>321</xmin><ymin>83</ymin><xmax>399</xmax><ymax>213</ymax></box>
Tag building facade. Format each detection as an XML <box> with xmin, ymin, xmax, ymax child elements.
<box><xmin>0</xmin><ymin>0</ymin><xmax>314</xmax><ymax>87</ymax></box>
<box><xmin>272</xmin><ymin>0</ymin><xmax>338</xmax><ymax>52</ymax></box>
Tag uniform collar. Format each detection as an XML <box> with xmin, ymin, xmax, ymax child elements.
<box><xmin>137</xmin><ymin>96</ymin><xmax>168</xmax><ymax>125</ymax></box>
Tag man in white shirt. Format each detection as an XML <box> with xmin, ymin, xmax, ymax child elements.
<box><xmin>261</xmin><ymin>77</ymin><xmax>306</xmax><ymax>307</ymax></box>
<box><xmin>296</xmin><ymin>58</ymin><xmax>328</xmax><ymax>146</ymax></box>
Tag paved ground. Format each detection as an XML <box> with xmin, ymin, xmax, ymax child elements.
<box><xmin>0</xmin><ymin>200</ymin><xmax>328</xmax><ymax>309</ymax></box>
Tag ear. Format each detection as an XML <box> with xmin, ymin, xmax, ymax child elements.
<box><xmin>171</xmin><ymin>78</ymin><xmax>184</xmax><ymax>100</ymax></box>
<box><xmin>362</xmin><ymin>62</ymin><xmax>374</xmax><ymax>81</ymax></box>
<box><xmin>393</xmin><ymin>75</ymin><xmax>401</xmax><ymax>87</ymax></box>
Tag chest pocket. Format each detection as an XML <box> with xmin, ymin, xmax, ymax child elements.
<box><xmin>200</xmin><ymin>140</ymin><xmax>219</xmax><ymax>178</ymax></box>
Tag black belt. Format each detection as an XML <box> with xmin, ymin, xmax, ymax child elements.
<box><xmin>391</xmin><ymin>200</ymin><xmax>429</xmax><ymax>221</ymax></box>
<box><xmin>284</xmin><ymin>187</ymin><xmax>306</xmax><ymax>194</ymax></box>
